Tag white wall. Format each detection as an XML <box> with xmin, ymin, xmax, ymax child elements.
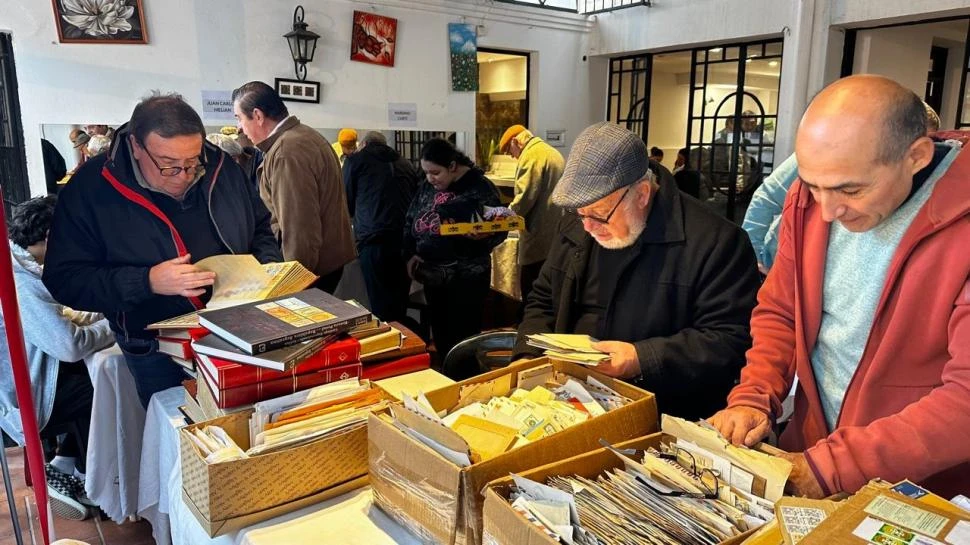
<box><xmin>853</xmin><ymin>26</ymin><xmax>931</xmax><ymax>98</ymax></box>
<box><xmin>2</xmin><ymin>0</ymin><xmax>593</xmax><ymax>197</ymax></box>
<box><xmin>479</xmin><ymin>58</ymin><xmax>527</xmax><ymax>94</ymax></box>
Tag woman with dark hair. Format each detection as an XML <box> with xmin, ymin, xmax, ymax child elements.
<box><xmin>403</xmin><ymin>139</ymin><xmax>507</xmax><ymax>379</ymax></box>
<box><xmin>1</xmin><ymin>195</ymin><xmax>113</xmax><ymax>520</ymax></box>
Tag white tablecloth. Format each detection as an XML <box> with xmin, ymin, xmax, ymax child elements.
<box><xmin>137</xmin><ymin>385</ymin><xmax>421</xmax><ymax>545</ymax></box>
<box><xmin>83</xmin><ymin>345</ymin><xmax>146</xmax><ymax>523</ymax></box>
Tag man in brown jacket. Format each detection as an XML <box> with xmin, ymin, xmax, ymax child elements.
<box><xmin>232</xmin><ymin>81</ymin><xmax>355</xmax><ymax>292</ymax></box>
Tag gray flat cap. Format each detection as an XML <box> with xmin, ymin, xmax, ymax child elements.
<box><xmin>551</xmin><ymin>122</ymin><xmax>649</xmax><ymax>209</ymax></box>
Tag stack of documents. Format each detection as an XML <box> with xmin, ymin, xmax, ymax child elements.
<box><xmin>246</xmin><ymin>378</ymin><xmax>388</xmax><ymax>456</ymax></box>
<box><xmin>503</xmin><ymin>415</ymin><xmax>795</xmax><ymax>545</ymax></box>
<box><xmin>526</xmin><ymin>334</ymin><xmax>610</xmax><ymax>366</ymax></box>
<box><xmin>394</xmin><ymin>372</ymin><xmax>632</xmax><ymax>465</ymax></box>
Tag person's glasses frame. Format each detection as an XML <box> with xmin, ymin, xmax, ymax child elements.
<box><xmin>138</xmin><ymin>141</ymin><xmax>206</xmax><ymax>177</ymax></box>
<box><xmin>645</xmin><ymin>444</ymin><xmax>721</xmax><ymax>500</ymax></box>
<box><xmin>571</xmin><ymin>186</ymin><xmax>632</xmax><ymax>225</ymax></box>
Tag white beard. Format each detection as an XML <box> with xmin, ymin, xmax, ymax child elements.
<box><xmin>593</xmin><ymin>210</ymin><xmax>648</xmax><ymax>250</ymax></box>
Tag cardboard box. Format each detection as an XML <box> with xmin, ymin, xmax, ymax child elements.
<box><xmin>368</xmin><ymin>357</ymin><xmax>659</xmax><ymax>545</ymax></box>
<box><xmin>482</xmin><ymin>433</ymin><xmax>753</xmax><ymax>545</ymax></box>
<box><xmin>180</xmin><ymin>391</ymin><xmax>385</xmax><ymax>537</ymax></box>
<box><xmin>799</xmin><ymin>480</ymin><xmax>970</xmax><ymax>545</ymax></box>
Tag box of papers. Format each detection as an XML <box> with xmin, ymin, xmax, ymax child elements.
<box><xmin>368</xmin><ymin>357</ymin><xmax>658</xmax><ymax>545</ymax></box>
<box><xmin>180</xmin><ymin>383</ymin><xmax>394</xmax><ymax>537</ymax></box>
<box><xmin>482</xmin><ymin>432</ymin><xmax>767</xmax><ymax>545</ymax></box>
<box><xmin>798</xmin><ymin>480</ymin><xmax>970</xmax><ymax>545</ymax></box>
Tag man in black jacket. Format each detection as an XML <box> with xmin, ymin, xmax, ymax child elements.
<box><xmin>513</xmin><ymin>122</ymin><xmax>760</xmax><ymax>420</ymax></box>
<box><xmin>343</xmin><ymin>131</ymin><xmax>418</xmax><ymax>322</ymax></box>
<box><xmin>43</xmin><ymin>93</ymin><xmax>281</xmax><ymax>407</ymax></box>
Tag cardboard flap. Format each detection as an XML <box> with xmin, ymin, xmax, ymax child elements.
<box><xmin>390</xmin><ymin>403</ymin><xmax>470</xmax><ymax>455</ymax></box>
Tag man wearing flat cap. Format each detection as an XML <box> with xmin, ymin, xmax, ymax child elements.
<box><xmin>500</xmin><ymin>125</ymin><xmax>565</xmax><ymax>304</ymax></box>
<box><xmin>513</xmin><ymin>122</ymin><xmax>761</xmax><ymax>420</ymax></box>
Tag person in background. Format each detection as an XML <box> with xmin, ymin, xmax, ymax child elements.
<box><xmin>648</xmin><ymin>146</ymin><xmax>664</xmax><ymax>164</ymax></box>
<box><xmin>83</xmin><ymin>124</ymin><xmax>114</xmax><ymax>142</ymax></box>
<box><xmin>742</xmin><ymin>102</ymin><xmax>940</xmax><ymax>272</ymax></box>
<box><xmin>1</xmin><ymin>195</ymin><xmax>114</xmax><ymax>520</ymax></box>
<box><xmin>343</xmin><ymin>131</ymin><xmax>418</xmax><ymax>322</ymax></box>
<box><xmin>498</xmin><ymin>124</ymin><xmax>564</xmax><ymax>305</ymax></box>
<box><xmin>332</xmin><ymin>128</ymin><xmax>358</xmax><ymax>167</ymax></box>
<box><xmin>206</xmin><ymin>133</ymin><xmax>244</xmax><ymax>161</ymax></box>
<box><xmin>41</xmin><ymin>139</ymin><xmax>67</xmax><ymax>195</ymax></box>
<box><xmin>84</xmin><ymin>135</ymin><xmax>111</xmax><ymax>158</ymax></box>
<box><xmin>673</xmin><ymin>147</ymin><xmax>702</xmax><ymax>200</ymax></box>
<box><xmin>44</xmin><ymin>92</ymin><xmax>281</xmax><ymax>407</ymax></box>
<box><xmin>233</xmin><ymin>81</ymin><xmax>355</xmax><ymax>293</ymax></box>
<box><xmin>513</xmin><ymin>122</ymin><xmax>760</xmax><ymax>420</ymax></box>
<box><xmin>404</xmin><ymin>138</ymin><xmax>507</xmax><ymax>378</ymax></box>
<box><xmin>710</xmin><ymin>76</ymin><xmax>970</xmax><ymax>498</ymax></box>
<box><xmin>68</xmin><ymin>129</ymin><xmax>90</xmax><ymax>170</ymax></box>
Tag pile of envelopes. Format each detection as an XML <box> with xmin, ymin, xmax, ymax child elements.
<box><xmin>526</xmin><ymin>334</ymin><xmax>610</xmax><ymax>366</ymax></box>
<box><xmin>395</xmin><ymin>376</ymin><xmax>632</xmax><ymax>465</ymax></box>
<box><xmin>185</xmin><ymin>378</ymin><xmax>389</xmax><ymax>462</ymax></box>
<box><xmin>503</xmin><ymin>415</ymin><xmax>794</xmax><ymax>545</ymax></box>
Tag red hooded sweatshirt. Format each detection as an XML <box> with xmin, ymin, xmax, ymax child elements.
<box><xmin>727</xmin><ymin>132</ymin><xmax>970</xmax><ymax>497</ymax></box>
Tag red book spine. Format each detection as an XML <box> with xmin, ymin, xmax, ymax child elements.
<box><xmin>210</xmin><ymin>337</ymin><xmax>361</xmax><ymax>389</ymax></box>
<box><xmin>361</xmin><ymin>353</ymin><xmax>431</xmax><ymax>381</ymax></box>
<box><xmin>202</xmin><ymin>361</ymin><xmax>363</xmax><ymax>408</ymax></box>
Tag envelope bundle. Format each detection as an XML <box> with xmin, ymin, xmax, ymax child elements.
<box><xmin>401</xmin><ymin>376</ymin><xmax>632</xmax><ymax>465</ymax></box>
<box><xmin>502</xmin><ymin>415</ymin><xmax>795</xmax><ymax>545</ymax></box>
<box><xmin>526</xmin><ymin>334</ymin><xmax>610</xmax><ymax>366</ymax></box>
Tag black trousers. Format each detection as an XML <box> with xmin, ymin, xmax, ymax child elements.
<box><xmin>357</xmin><ymin>241</ymin><xmax>410</xmax><ymax>323</ymax></box>
<box><xmin>425</xmin><ymin>272</ymin><xmax>490</xmax><ymax>380</ymax></box>
<box><xmin>313</xmin><ymin>266</ymin><xmax>345</xmax><ymax>294</ymax></box>
<box><xmin>44</xmin><ymin>361</ymin><xmax>93</xmax><ymax>472</ymax></box>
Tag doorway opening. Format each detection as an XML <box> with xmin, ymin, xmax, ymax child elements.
<box><xmin>476</xmin><ymin>48</ymin><xmax>530</xmax><ymax>181</ymax></box>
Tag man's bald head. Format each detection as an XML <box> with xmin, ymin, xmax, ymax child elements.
<box><xmin>795</xmin><ymin>75</ymin><xmax>936</xmax><ymax>232</ymax></box>
<box><xmin>799</xmin><ymin>75</ymin><xmax>926</xmax><ymax>165</ymax></box>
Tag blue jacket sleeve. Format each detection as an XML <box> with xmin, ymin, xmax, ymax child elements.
<box><xmin>742</xmin><ymin>153</ymin><xmax>799</xmax><ymax>269</ymax></box>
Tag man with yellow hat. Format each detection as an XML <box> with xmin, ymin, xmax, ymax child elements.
<box><xmin>332</xmin><ymin>128</ymin><xmax>358</xmax><ymax>167</ymax></box>
<box><xmin>499</xmin><ymin>124</ymin><xmax>564</xmax><ymax>304</ymax></box>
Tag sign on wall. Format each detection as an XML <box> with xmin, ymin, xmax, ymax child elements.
<box><xmin>201</xmin><ymin>90</ymin><xmax>235</xmax><ymax>121</ymax></box>
<box><xmin>388</xmin><ymin>103</ymin><xmax>418</xmax><ymax>127</ymax></box>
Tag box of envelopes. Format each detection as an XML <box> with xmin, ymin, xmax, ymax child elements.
<box><xmin>368</xmin><ymin>357</ymin><xmax>659</xmax><ymax>545</ymax></box>
<box><xmin>482</xmin><ymin>415</ymin><xmax>795</xmax><ymax>545</ymax></box>
<box><xmin>180</xmin><ymin>380</ymin><xmax>392</xmax><ymax>536</ymax></box>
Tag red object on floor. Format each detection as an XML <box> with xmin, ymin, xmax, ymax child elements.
<box><xmin>0</xmin><ymin>200</ymin><xmax>51</xmax><ymax>544</ymax></box>
<box><xmin>361</xmin><ymin>353</ymin><xmax>431</xmax><ymax>381</ymax></box>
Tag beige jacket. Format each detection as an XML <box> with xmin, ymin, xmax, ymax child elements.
<box><xmin>510</xmin><ymin>136</ymin><xmax>564</xmax><ymax>265</ymax></box>
<box><xmin>257</xmin><ymin>117</ymin><xmax>356</xmax><ymax>277</ymax></box>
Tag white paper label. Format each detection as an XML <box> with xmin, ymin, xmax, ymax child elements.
<box><xmin>853</xmin><ymin>516</ymin><xmax>944</xmax><ymax>545</ymax></box>
<box><xmin>865</xmin><ymin>496</ymin><xmax>949</xmax><ymax>538</ymax></box>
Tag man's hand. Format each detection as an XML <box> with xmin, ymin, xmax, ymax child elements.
<box><xmin>708</xmin><ymin>406</ymin><xmax>772</xmax><ymax>447</ymax></box>
<box><xmin>777</xmin><ymin>451</ymin><xmax>826</xmax><ymax>498</ymax></box>
<box><xmin>406</xmin><ymin>255</ymin><xmax>424</xmax><ymax>280</ymax></box>
<box><xmin>591</xmin><ymin>340</ymin><xmax>640</xmax><ymax>379</ymax></box>
<box><xmin>149</xmin><ymin>254</ymin><xmax>216</xmax><ymax>298</ymax></box>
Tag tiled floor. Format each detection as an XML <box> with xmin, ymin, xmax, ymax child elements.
<box><xmin>0</xmin><ymin>448</ymin><xmax>155</xmax><ymax>545</ymax></box>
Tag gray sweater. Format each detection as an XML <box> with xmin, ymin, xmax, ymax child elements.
<box><xmin>0</xmin><ymin>242</ymin><xmax>114</xmax><ymax>445</ymax></box>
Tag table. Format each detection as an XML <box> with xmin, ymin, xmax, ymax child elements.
<box><xmin>83</xmin><ymin>345</ymin><xmax>146</xmax><ymax>523</ymax></box>
<box><xmin>138</xmin><ymin>384</ymin><xmax>428</xmax><ymax>545</ymax></box>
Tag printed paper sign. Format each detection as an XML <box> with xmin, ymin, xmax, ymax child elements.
<box><xmin>388</xmin><ymin>103</ymin><xmax>417</xmax><ymax>127</ymax></box>
<box><xmin>202</xmin><ymin>90</ymin><xmax>235</xmax><ymax>121</ymax></box>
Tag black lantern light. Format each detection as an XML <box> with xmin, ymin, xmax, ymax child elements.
<box><xmin>284</xmin><ymin>5</ymin><xmax>320</xmax><ymax>81</ymax></box>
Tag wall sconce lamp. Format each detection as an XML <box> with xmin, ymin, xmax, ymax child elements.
<box><xmin>284</xmin><ymin>5</ymin><xmax>320</xmax><ymax>81</ymax></box>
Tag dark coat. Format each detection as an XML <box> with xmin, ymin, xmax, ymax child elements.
<box><xmin>514</xmin><ymin>173</ymin><xmax>760</xmax><ymax>420</ymax></box>
<box><xmin>343</xmin><ymin>142</ymin><xmax>418</xmax><ymax>246</ymax></box>
<box><xmin>43</xmin><ymin>123</ymin><xmax>281</xmax><ymax>341</ymax></box>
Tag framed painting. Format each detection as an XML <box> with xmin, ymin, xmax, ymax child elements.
<box><xmin>449</xmin><ymin>23</ymin><xmax>478</xmax><ymax>92</ymax></box>
<box><xmin>52</xmin><ymin>0</ymin><xmax>148</xmax><ymax>44</ymax></box>
<box><xmin>275</xmin><ymin>78</ymin><xmax>321</xmax><ymax>104</ymax></box>
<box><xmin>351</xmin><ymin>10</ymin><xmax>397</xmax><ymax>67</ymax></box>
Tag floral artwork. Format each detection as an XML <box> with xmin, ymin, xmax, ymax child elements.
<box><xmin>449</xmin><ymin>23</ymin><xmax>478</xmax><ymax>92</ymax></box>
<box><xmin>351</xmin><ymin>11</ymin><xmax>397</xmax><ymax>67</ymax></box>
<box><xmin>52</xmin><ymin>0</ymin><xmax>148</xmax><ymax>44</ymax></box>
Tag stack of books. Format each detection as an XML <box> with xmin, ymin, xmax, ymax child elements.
<box><xmin>359</xmin><ymin>321</ymin><xmax>431</xmax><ymax>380</ymax></box>
<box><xmin>188</xmin><ymin>288</ymin><xmax>372</xmax><ymax>409</ymax></box>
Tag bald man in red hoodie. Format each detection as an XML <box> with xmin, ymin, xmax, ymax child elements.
<box><xmin>711</xmin><ymin>75</ymin><xmax>970</xmax><ymax>498</ymax></box>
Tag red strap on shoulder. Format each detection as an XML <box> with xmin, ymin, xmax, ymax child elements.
<box><xmin>102</xmin><ymin>166</ymin><xmax>204</xmax><ymax>310</ymax></box>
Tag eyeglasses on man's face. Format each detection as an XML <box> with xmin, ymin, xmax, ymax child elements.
<box><xmin>572</xmin><ymin>186</ymin><xmax>632</xmax><ymax>225</ymax></box>
<box><xmin>138</xmin><ymin>142</ymin><xmax>205</xmax><ymax>177</ymax></box>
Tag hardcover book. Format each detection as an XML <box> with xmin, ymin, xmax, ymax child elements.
<box><xmin>198</xmin><ymin>288</ymin><xmax>372</xmax><ymax>354</ymax></box>
<box><xmin>194</xmin><ymin>336</ymin><xmax>361</xmax><ymax>388</ymax></box>
<box><xmin>198</xmin><ymin>360</ymin><xmax>364</xmax><ymax>408</ymax></box>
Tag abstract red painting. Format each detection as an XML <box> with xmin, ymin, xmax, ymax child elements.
<box><xmin>351</xmin><ymin>11</ymin><xmax>397</xmax><ymax>67</ymax></box>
